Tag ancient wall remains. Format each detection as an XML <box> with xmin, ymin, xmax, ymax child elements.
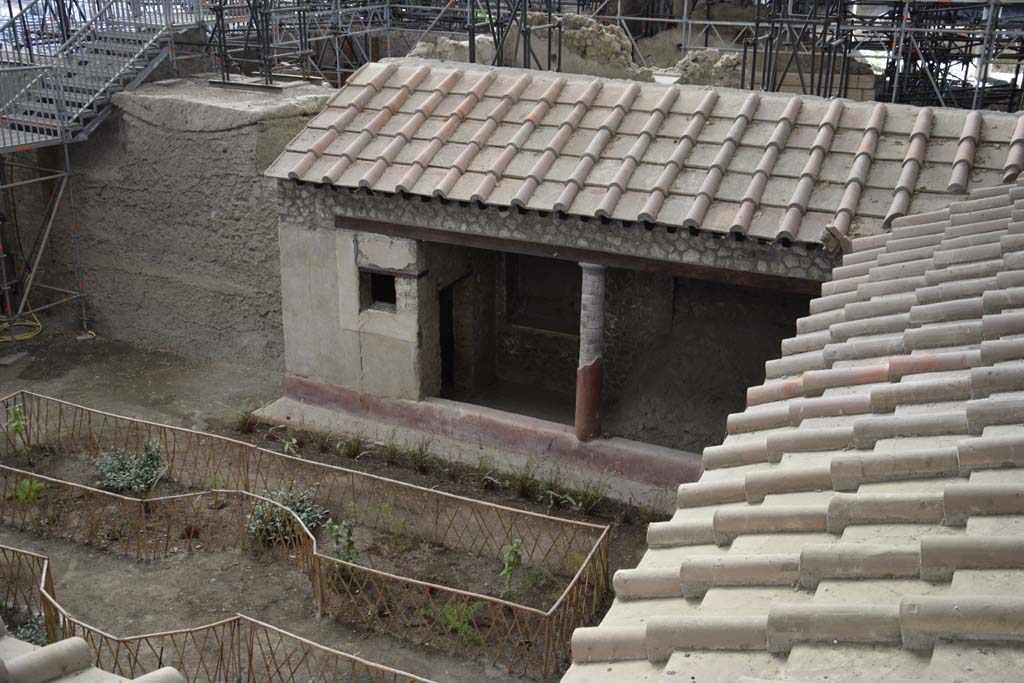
<box><xmin>30</xmin><ymin>77</ymin><xmax>329</xmax><ymax>365</ymax></box>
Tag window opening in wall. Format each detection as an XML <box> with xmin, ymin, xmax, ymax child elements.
<box><xmin>505</xmin><ymin>254</ymin><xmax>581</xmax><ymax>335</ymax></box>
<box><xmin>360</xmin><ymin>270</ymin><xmax>397</xmax><ymax>311</ymax></box>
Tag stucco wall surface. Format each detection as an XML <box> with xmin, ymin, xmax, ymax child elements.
<box><xmin>33</xmin><ymin>78</ymin><xmax>330</xmax><ymax>365</ymax></box>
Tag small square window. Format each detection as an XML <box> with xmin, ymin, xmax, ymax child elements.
<box><xmin>359</xmin><ymin>270</ymin><xmax>397</xmax><ymax>311</ymax></box>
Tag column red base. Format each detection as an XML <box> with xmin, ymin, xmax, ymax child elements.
<box><xmin>574</xmin><ymin>357</ymin><xmax>603</xmax><ymax>441</ymax></box>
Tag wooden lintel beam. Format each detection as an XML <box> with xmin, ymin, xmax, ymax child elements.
<box><xmin>336</xmin><ymin>215</ymin><xmax>823</xmax><ymax>296</ymax></box>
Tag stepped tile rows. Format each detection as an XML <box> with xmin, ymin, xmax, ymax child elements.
<box><xmin>559</xmin><ymin>179</ymin><xmax>1024</xmax><ymax>682</ymax></box>
<box><xmin>268</xmin><ymin>59</ymin><xmax>1024</xmax><ymax>247</ymax></box>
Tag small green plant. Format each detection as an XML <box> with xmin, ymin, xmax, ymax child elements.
<box><xmin>232</xmin><ymin>407</ymin><xmax>258</xmax><ymax>435</ymax></box>
<box><xmin>405</xmin><ymin>438</ymin><xmax>435</xmax><ymax>474</ymax></box>
<box><xmin>573</xmin><ymin>476</ymin><xmax>610</xmax><ymax>515</ymax></box>
<box><xmin>540</xmin><ymin>466</ymin><xmax>577</xmax><ymax>510</ymax></box>
<box><xmin>381</xmin><ymin>431</ymin><xmax>402</xmax><ymax>465</ymax></box>
<box><xmin>510</xmin><ymin>458</ymin><xmax>540</xmax><ymax>500</ymax></box>
<box><xmin>13</xmin><ymin>617</ymin><xmax>47</xmax><ymax>646</ymax></box>
<box><xmin>376</xmin><ymin>501</ymin><xmax>407</xmax><ymax>544</ymax></box>
<box><xmin>477</xmin><ymin>456</ymin><xmax>505</xmax><ymax>490</ymax></box>
<box><xmin>325</xmin><ymin>518</ymin><xmax>362</xmax><ymax>583</ymax></box>
<box><xmin>309</xmin><ymin>430</ymin><xmax>334</xmax><ymax>454</ymax></box>
<box><xmin>4</xmin><ymin>404</ymin><xmax>26</xmax><ymax>440</ymax></box>
<box><xmin>423</xmin><ymin>601</ymin><xmax>483</xmax><ymax>645</ymax></box>
<box><xmin>499</xmin><ymin>539</ymin><xmax>524</xmax><ymax>601</ymax></box>
<box><xmin>326</xmin><ymin>519</ymin><xmax>361</xmax><ymax>565</ymax></box>
<box><xmin>524</xmin><ymin>565</ymin><xmax>548</xmax><ymax>590</ymax></box>
<box><xmin>247</xmin><ymin>489</ymin><xmax>329</xmax><ymax>545</ymax></box>
<box><xmin>96</xmin><ymin>442</ymin><xmax>165</xmax><ymax>495</ymax></box>
<box><xmin>8</xmin><ymin>479</ymin><xmax>45</xmax><ymax>505</ymax></box>
<box><xmin>282</xmin><ymin>435</ymin><xmax>299</xmax><ymax>454</ymax></box>
<box><xmin>339</xmin><ymin>432</ymin><xmax>366</xmax><ymax>459</ymax></box>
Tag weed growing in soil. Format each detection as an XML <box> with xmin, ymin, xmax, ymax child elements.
<box><xmin>575</xmin><ymin>477</ymin><xmax>611</xmax><ymax>515</ymax></box>
<box><xmin>232</xmin><ymin>408</ymin><xmax>258</xmax><ymax>434</ymax></box>
<box><xmin>477</xmin><ymin>457</ymin><xmax>504</xmax><ymax>490</ymax></box>
<box><xmin>499</xmin><ymin>539</ymin><xmax>524</xmax><ymax>601</ymax></box>
<box><xmin>326</xmin><ymin>519</ymin><xmax>361</xmax><ymax>565</ymax></box>
<box><xmin>325</xmin><ymin>519</ymin><xmax>363</xmax><ymax>584</ymax></box>
<box><xmin>405</xmin><ymin>438</ymin><xmax>435</xmax><ymax>474</ymax></box>
<box><xmin>375</xmin><ymin>501</ymin><xmax>408</xmax><ymax>545</ymax></box>
<box><xmin>96</xmin><ymin>442</ymin><xmax>166</xmax><ymax>495</ymax></box>
<box><xmin>510</xmin><ymin>459</ymin><xmax>541</xmax><ymax>500</ymax></box>
<box><xmin>3</xmin><ymin>405</ymin><xmax>26</xmax><ymax>447</ymax></box>
<box><xmin>282</xmin><ymin>436</ymin><xmax>299</xmax><ymax>454</ymax></box>
<box><xmin>12</xmin><ymin>617</ymin><xmax>47</xmax><ymax>646</ymax></box>
<box><xmin>339</xmin><ymin>432</ymin><xmax>366</xmax><ymax>459</ymax></box>
<box><xmin>525</xmin><ymin>566</ymin><xmax>548</xmax><ymax>590</ymax></box>
<box><xmin>540</xmin><ymin>466</ymin><xmax>578</xmax><ymax>510</ymax></box>
<box><xmin>8</xmin><ymin>479</ymin><xmax>45</xmax><ymax>505</ymax></box>
<box><xmin>309</xmin><ymin>430</ymin><xmax>334</xmax><ymax>454</ymax></box>
<box><xmin>381</xmin><ymin>431</ymin><xmax>402</xmax><ymax>465</ymax></box>
<box><xmin>423</xmin><ymin>601</ymin><xmax>483</xmax><ymax>645</ymax></box>
<box><xmin>248</xmin><ymin>489</ymin><xmax>329</xmax><ymax>545</ymax></box>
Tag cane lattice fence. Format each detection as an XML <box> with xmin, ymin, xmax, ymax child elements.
<box><xmin>0</xmin><ymin>544</ymin><xmax>433</xmax><ymax>683</ymax></box>
<box><xmin>0</xmin><ymin>390</ymin><xmax>611</xmax><ymax>681</ymax></box>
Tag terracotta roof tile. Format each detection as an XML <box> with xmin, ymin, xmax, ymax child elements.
<box><xmin>270</xmin><ymin>60</ymin><xmax>1024</xmax><ymax>248</ymax></box>
<box><xmin>560</xmin><ymin>176</ymin><xmax>1024</xmax><ymax>683</ymax></box>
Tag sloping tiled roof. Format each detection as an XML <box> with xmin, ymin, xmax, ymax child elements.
<box><xmin>561</xmin><ymin>181</ymin><xmax>1024</xmax><ymax>682</ymax></box>
<box><xmin>267</xmin><ymin>59</ymin><xmax>1024</xmax><ymax>247</ymax></box>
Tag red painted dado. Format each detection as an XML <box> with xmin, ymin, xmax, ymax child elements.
<box><xmin>282</xmin><ymin>375</ymin><xmax>702</xmax><ymax>487</ymax></box>
<box><xmin>574</xmin><ymin>358</ymin><xmax>604</xmax><ymax>442</ymax></box>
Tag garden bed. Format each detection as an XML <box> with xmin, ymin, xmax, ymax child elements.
<box><xmin>0</xmin><ymin>390</ymin><xmax>611</xmax><ymax>681</ymax></box>
<box><xmin>0</xmin><ymin>441</ymin><xmax>565</xmax><ymax>610</ymax></box>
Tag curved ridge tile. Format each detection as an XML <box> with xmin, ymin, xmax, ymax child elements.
<box><xmin>433</xmin><ymin>72</ymin><xmax>533</xmax><ymax>199</ymax></box>
<box><xmin>554</xmin><ymin>82</ymin><xmax>641</xmax><ymax>214</ymax></box>
<box><xmin>359</xmin><ymin>69</ymin><xmax>463</xmax><ymax>189</ymax></box>
<box><xmin>513</xmin><ymin>79</ymin><xmax>603</xmax><ymax>209</ymax></box>
<box><xmin>731</xmin><ymin>97</ymin><xmax>801</xmax><ymax>234</ymax></box>
<box><xmin>884</xmin><ymin>107</ymin><xmax>932</xmax><ymax>228</ymax></box>
<box><xmin>322</xmin><ymin>65</ymin><xmax>430</xmax><ymax>184</ymax></box>
<box><xmin>683</xmin><ymin>92</ymin><xmax>760</xmax><ymax>230</ymax></box>
<box><xmin>287</xmin><ymin>63</ymin><xmax>399</xmax><ymax>180</ymax></box>
<box><xmin>830</xmin><ymin>102</ymin><xmax>886</xmax><ymax>237</ymax></box>
<box><xmin>472</xmin><ymin>77</ymin><xmax>567</xmax><ymax>204</ymax></box>
<box><xmin>396</xmin><ymin>70</ymin><xmax>497</xmax><ymax>193</ymax></box>
<box><xmin>596</xmin><ymin>86</ymin><xmax>680</xmax><ymax>219</ymax></box>
<box><xmin>1003</xmin><ymin>115</ymin><xmax>1024</xmax><ymax>183</ymax></box>
<box><xmin>948</xmin><ymin>110</ymin><xmax>983</xmax><ymax>193</ymax></box>
<box><xmin>777</xmin><ymin>99</ymin><xmax>844</xmax><ymax>241</ymax></box>
<box><xmin>637</xmin><ymin>90</ymin><xmax>718</xmax><ymax>223</ymax></box>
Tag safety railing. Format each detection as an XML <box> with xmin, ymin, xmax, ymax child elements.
<box><xmin>0</xmin><ymin>543</ymin><xmax>434</xmax><ymax>683</ymax></box>
<box><xmin>0</xmin><ymin>390</ymin><xmax>611</xmax><ymax>681</ymax></box>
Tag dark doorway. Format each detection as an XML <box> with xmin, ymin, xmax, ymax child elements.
<box><xmin>439</xmin><ymin>285</ymin><xmax>455</xmax><ymax>396</ymax></box>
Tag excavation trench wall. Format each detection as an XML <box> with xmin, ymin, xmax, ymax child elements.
<box><xmin>27</xmin><ymin>78</ymin><xmax>330</xmax><ymax>366</ymax></box>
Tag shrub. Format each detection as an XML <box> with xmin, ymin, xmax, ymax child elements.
<box><xmin>96</xmin><ymin>442</ymin><xmax>165</xmax><ymax>495</ymax></box>
<box><xmin>13</xmin><ymin>617</ymin><xmax>47</xmax><ymax>646</ymax></box>
<box><xmin>247</xmin><ymin>489</ymin><xmax>329</xmax><ymax>545</ymax></box>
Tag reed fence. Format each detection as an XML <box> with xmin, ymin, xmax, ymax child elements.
<box><xmin>0</xmin><ymin>390</ymin><xmax>611</xmax><ymax>681</ymax></box>
<box><xmin>0</xmin><ymin>543</ymin><xmax>433</xmax><ymax>683</ymax></box>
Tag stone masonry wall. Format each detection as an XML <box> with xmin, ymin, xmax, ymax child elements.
<box><xmin>30</xmin><ymin>78</ymin><xmax>329</xmax><ymax>365</ymax></box>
